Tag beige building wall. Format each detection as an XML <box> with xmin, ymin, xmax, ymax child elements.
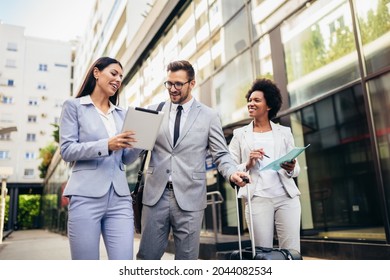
<box><xmin>0</xmin><ymin>23</ymin><xmax>71</xmax><ymax>183</ymax></box>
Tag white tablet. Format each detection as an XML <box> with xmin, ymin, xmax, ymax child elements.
<box><xmin>121</xmin><ymin>106</ymin><xmax>164</xmax><ymax>150</ymax></box>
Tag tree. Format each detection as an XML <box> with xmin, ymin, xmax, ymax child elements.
<box><xmin>51</xmin><ymin>123</ymin><xmax>59</xmax><ymax>143</ymax></box>
<box><xmin>38</xmin><ymin>143</ymin><xmax>57</xmax><ymax>179</ymax></box>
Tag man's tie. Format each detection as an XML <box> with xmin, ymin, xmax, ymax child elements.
<box><xmin>173</xmin><ymin>105</ymin><xmax>183</xmax><ymax>146</ymax></box>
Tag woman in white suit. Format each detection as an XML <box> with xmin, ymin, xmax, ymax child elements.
<box><xmin>229</xmin><ymin>78</ymin><xmax>301</xmax><ymax>252</ymax></box>
<box><xmin>60</xmin><ymin>57</ymin><xmax>141</xmax><ymax>259</ymax></box>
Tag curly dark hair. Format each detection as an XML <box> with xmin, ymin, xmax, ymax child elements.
<box><xmin>245</xmin><ymin>78</ymin><xmax>282</xmax><ymax>120</ymax></box>
<box><xmin>76</xmin><ymin>57</ymin><xmax>123</xmax><ymax>105</ymax></box>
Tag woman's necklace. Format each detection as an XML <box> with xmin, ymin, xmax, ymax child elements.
<box><xmin>254</xmin><ymin>124</ymin><xmax>271</xmax><ymax>133</ymax></box>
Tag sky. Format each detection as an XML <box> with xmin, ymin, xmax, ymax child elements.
<box><xmin>0</xmin><ymin>0</ymin><xmax>95</xmax><ymax>41</ymax></box>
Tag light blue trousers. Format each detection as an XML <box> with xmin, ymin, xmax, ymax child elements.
<box><xmin>67</xmin><ymin>185</ymin><xmax>134</xmax><ymax>260</ymax></box>
<box><xmin>245</xmin><ymin>194</ymin><xmax>301</xmax><ymax>252</ymax></box>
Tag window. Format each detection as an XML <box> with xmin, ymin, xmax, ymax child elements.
<box><xmin>26</xmin><ymin>133</ymin><xmax>36</xmax><ymax>142</ymax></box>
<box><xmin>281</xmin><ymin>0</ymin><xmax>359</xmax><ymax>107</ymax></box>
<box><xmin>54</xmin><ymin>99</ymin><xmax>63</xmax><ymax>108</ymax></box>
<box><xmin>28</xmin><ymin>98</ymin><xmax>39</xmax><ymax>106</ymax></box>
<box><xmin>7</xmin><ymin>42</ymin><xmax>18</xmax><ymax>51</ymax></box>
<box><xmin>8</xmin><ymin>79</ymin><xmax>14</xmax><ymax>86</ymax></box>
<box><xmin>28</xmin><ymin>115</ymin><xmax>37</xmax><ymax>123</ymax></box>
<box><xmin>355</xmin><ymin>0</ymin><xmax>390</xmax><ymax>74</ymax></box>
<box><xmin>24</xmin><ymin>169</ymin><xmax>34</xmax><ymax>177</ymax></box>
<box><xmin>38</xmin><ymin>64</ymin><xmax>48</xmax><ymax>71</ymax></box>
<box><xmin>0</xmin><ymin>133</ymin><xmax>11</xmax><ymax>141</ymax></box>
<box><xmin>6</xmin><ymin>59</ymin><xmax>16</xmax><ymax>68</ymax></box>
<box><xmin>37</xmin><ymin>83</ymin><xmax>46</xmax><ymax>90</ymax></box>
<box><xmin>1</xmin><ymin>96</ymin><xmax>14</xmax><ymax>104</ymax></box>
<box><xmin>25</xmin><ymin>152</ymin><xmax>36</xmax><ymax>160</ymax></box>
<box><xmin>0</xmin><ymin>151</ymin><xmax>9</xmax><ymax>159</ymax></box>
<box><xmin>0</xmin><ymin>113</ymin><xmax>13</xmax><ymax>123</ymax></box>
<box><xmin>54</xmin><ymin>63</ymin><xmax>68</xmax><ymax>68</ymax></box>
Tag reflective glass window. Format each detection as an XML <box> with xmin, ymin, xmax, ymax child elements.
<box><xmin>291</xmin><ymin>87</ymin><xmax>384</xmax><ymax>239</ymax></box>
<box><xmin>354</xmin><ymin>0</ymin><xmax>390</xmax><ymax>74</ymax></box>
<box><xmin>209</xmin><ymin>0</ymin><xmax>244</xmax><ymax>32</ymax></box>
<box><xmin>281</xmin><ymin>0</ymin><xmax>360</xmax><ymax>107</ymax></box>
<box><xmin>368</xmin><ymin>72</ymin><xmax>390</xmax><ymax>221</ymax></box>
<box><xmin>221</xmin><ymin>8</ymin><xmax>250</xmax><ymax>64</ymax></box>
<box><xmin>213</xmin><ymin>50</ymin><xmax>253</xmax><ymax>125</ymax></box>
<box><xmin>253</xmin><ymin>34</ymin><xmax>273</xmax><ymax>79</ymax></box>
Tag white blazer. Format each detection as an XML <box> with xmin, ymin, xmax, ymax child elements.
<box><xmin>229</xmin><ymin>121</ymin><xmax>301</xmax><ymax>199</ymax></box>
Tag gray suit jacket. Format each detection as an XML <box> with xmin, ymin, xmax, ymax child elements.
<box><xmin>143</xmin><ymin>99</ymin><xmax>237</xmax><ymax>211</ymax></box>
<box><xmin>60</xmin><ymin>96</ymin><xmax>141</xmax><ymax>197</ymax></box>
<box><xmin>229</xmin><ymin>121</ymin><xmax>301</xmax><ymax>199</ymax></box>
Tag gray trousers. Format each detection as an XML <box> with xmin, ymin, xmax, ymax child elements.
<box><xmin>137</xmin><ymin>187</ymin><xmax>204</xmax><ymax>260</ymax></box>
<box><xmin>67</xmin><ymin>185</ymin><xmax>134</xmax><ymax>260</ymax></box>
<box><xmin>245</xmin><ymin>194</ymin><xmax>301</xmax><ymax>252</ymax></box>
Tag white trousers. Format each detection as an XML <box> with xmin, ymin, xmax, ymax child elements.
<box><xmin>245</xmin><ymin>194</ymin><xmax>301</xmax><ymax>252</ymax></box>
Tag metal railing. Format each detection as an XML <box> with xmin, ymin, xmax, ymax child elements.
<box><xmin>206</xmin><ymin>191</ymin><xmax>224</xmax><ymax>243</ymax></box>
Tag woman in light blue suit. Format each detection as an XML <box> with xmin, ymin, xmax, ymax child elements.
<box><xmin>60</xmin><ymin>57</ymin><xmax>141</xmax><ymax>260</ymax></box>
<box><xmin>229</xmin><ymin>78</ymin><xmax>302</xmax><ymax>252</ymax></box>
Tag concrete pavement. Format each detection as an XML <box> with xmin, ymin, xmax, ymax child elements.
<box><xmin>0</xmin><ymin>229</ymin><xmax>322</xmax><ymax>260</ymax></box>
<box><xmin>0</xmin><ymin>229</ymin><xmax>174</xmax><ymax>260</ymax></box>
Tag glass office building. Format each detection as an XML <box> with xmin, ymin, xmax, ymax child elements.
<box><xmin>119</xmin><ymin>0</ymin><xmax>390</xmax><ymax>259</ymax></box>
<box><xmin>43</xmin><ymin>0</ymin><xmax>390</xmax><ymax>259</ymax></box>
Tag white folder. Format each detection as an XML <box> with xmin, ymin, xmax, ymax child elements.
<box><xmin>121</xmin><ymin>106</ymin><xmax>164</xmax><ymax>150</ymax></box>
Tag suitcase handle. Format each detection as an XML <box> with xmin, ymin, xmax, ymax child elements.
<box><xmin>234</xmin><ymin>184</ymin><xmax>256</xmax><ymax>259</ymax></box>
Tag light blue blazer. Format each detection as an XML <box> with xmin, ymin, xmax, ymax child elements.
<box><xmin>229</xmin><ymin>121</ymin><xmax>301</xmax><ymax>200</ymax></box>
<box><xmin>59</xmin><ymin>96</ymin><xmax>141</xmax><ymax>197</ymax></box>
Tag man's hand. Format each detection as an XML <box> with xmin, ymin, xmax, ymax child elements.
<box><xmin>230</xmin><ymin>172</ymin><xmax>251</xmax><ymax>187</ymax></box>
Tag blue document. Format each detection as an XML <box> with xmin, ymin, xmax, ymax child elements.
<box><xmin>260</xmin><ymin>144</ymin><xmax>310</xmax><ymax>171</ymax></box>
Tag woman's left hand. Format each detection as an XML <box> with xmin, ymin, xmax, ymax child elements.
<box><xmin>108</xmin><ymin>131</ymin><xmax>137</xmax><ymax>151</ymax></box>
<box><xmin>280</xmin><ymin>159</ymin><xmax>296</xmax><ymax>173</ymax></box>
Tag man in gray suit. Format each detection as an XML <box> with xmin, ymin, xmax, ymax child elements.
<box><xmin>137</xmin><ymin>60</ymin><xmax>250</xmax><ymax>260</ymax></box>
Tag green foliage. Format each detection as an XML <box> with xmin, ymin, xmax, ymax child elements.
<box><xmin>17</xmin><ymin>195</ymin><xmax>41</xmax><ymax>229</ymax></box>
<box><xmin>359</xmin><ymin>0</ymin><xmax>390</xmax><ymax>44</ymax></box>
<box><xmin>4</xmin><ymin>195</ymin><xmax>9</xmax><ymax>227</ymax></box>
<box><xmin>51</xmin><ymin>123</ymin><xmax>59</xmax><ymax>143</ymax></box>
<box><xmin>285</xmin><ymin>0</ymin><xmax>389</xmax><ymax>82</ymax></box>
<box><xmin>302</xmin><ymin>24</ymin><xmax>327</xmax><ymax>74</ymax></box>
<box><xmin>327</xmin><ymin>25</ymin><xmax>355</xmax><ymax>61</ymax></box>
<box><xmin>38</xmin><ymin>143</ymin><xmax>57</xmax><ymax>179</ymax></box>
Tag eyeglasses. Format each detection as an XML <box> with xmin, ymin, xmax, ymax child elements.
<box><xmin>163</xmin><ymin>80</ymin><xmax>191</xmax><ymax>90</ymax></box>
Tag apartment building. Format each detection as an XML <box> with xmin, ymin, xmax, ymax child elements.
<box><xmin>0</xmin><ymin>22</ymin><xmax>71</xmax><ymax>190</ymax></box>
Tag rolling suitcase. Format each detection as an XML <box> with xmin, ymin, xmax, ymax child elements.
<box><xmin>229</xmin><ymin>181</ymin><xmax>302</xmax><ymax>260</ymax></box>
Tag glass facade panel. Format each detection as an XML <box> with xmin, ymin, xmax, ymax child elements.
<box><xmin>293</xmin><ymin>86</ymin><xmax>384</xmax><ymax>237</ymax></box>
<box><xmin>219</xmin><ymin>0</ymin><xmax>245</xmax><ymax>25</ymax></box>
<box><xmin>253</xmin><ymin>34</ymin><xmax>273</xmax><ymax>79</ymax></box>
<box><xmin>194</xmin><ymin>0</ymin><xmax>210</xmax><ymax>47</ymax></box>
<box><xmin>354</xmin><ymin>0</ymin><xmax>390</xmax><ymax>74</ymax></box>
<box><xmin>251</xmin><ymin>0</ymin><xmax>287</xmax><ymax>40</ymax></box>
<box><xmin>281</xmin><ymin>0</ymin><xmax>360</xmax><ymax>107</ymax></box>
<box><xmin>191</xmin><ymin>44</ymin><xmax>212</xmax><ymax>84</ymax></box>
<box><xmin>368</xmin><ymin>72</ymin><xmax>390</xmax><ymax>223</ymax></box>
<box><xmin>213</xmin><ymin>50</ymin><xmax>252</xmax><ymax>125</ymax></box>
<box><xmin>222</xmin><ymin>8</ymin><xmax>250</xmax><ymax>64</ymax></box>
<box><xmin>177</xmin><ymin>5</ymin><xmax>196</xmax><ymax>59</ymax></box>
<box><xmin>209</xmin><ymin>0</ymin><xmax>244</xmax><ymax>32</ymax></box>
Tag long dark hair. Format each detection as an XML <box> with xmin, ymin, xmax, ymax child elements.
<box><xmin>76</xmin><ymin>57</ymin><xmax>123</xmax><ymax>105</ymax></box>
